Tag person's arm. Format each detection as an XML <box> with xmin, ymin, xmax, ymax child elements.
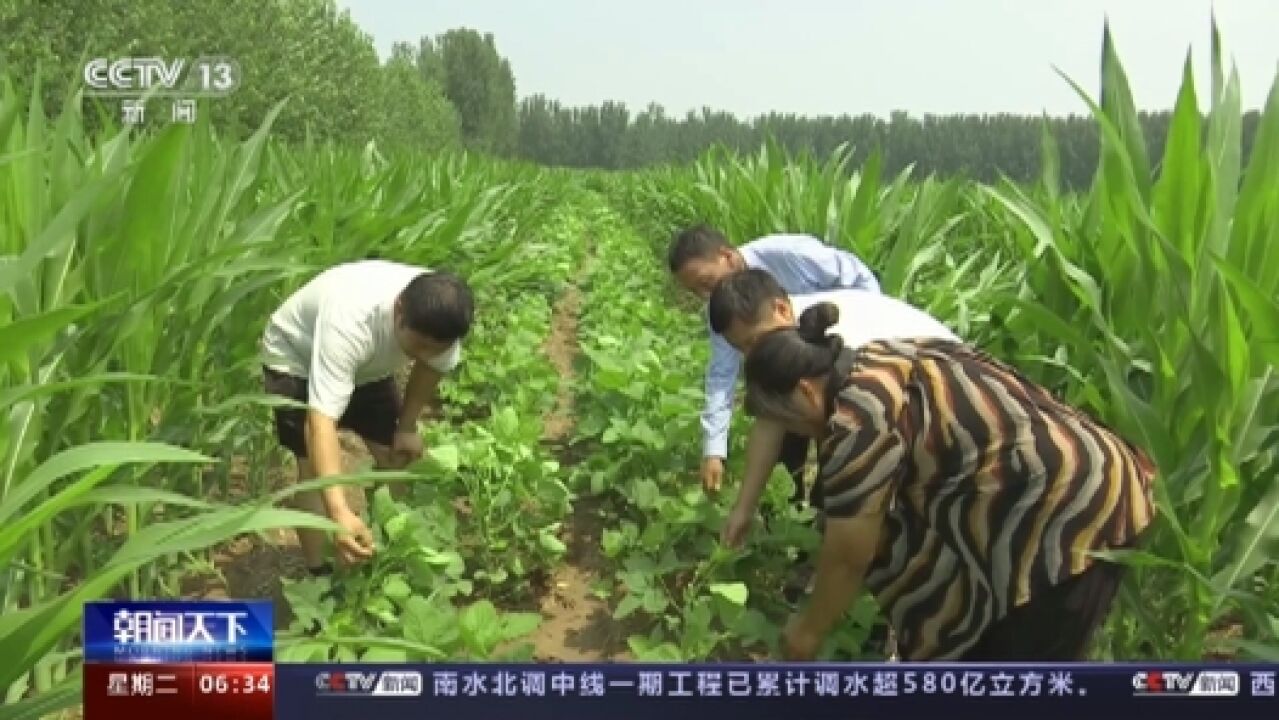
<box><xmin>783</xmin><ymin>350</ymin><xmax>907</xmax><ymax>658</ymax></box>
<box><xmin>306</xmin><ymin>413</ymin><xmax>346</xmax><ymax>513</ymax></box>
<box><xmin>789</xmin><ymin>509</ymin><xmax>884</xmax><ymax>647</ymax></box>
<box><xmin>702</xmin><ymin>330</ymin><xmax>740</xmax><ymax>460</ymax></box>
<box><xmin>733</xmin><ymin>419</ymin><xmax>785</xmax><ymax>510</ymax></box>
<box><xmin>395</xmin><ymin>359</ymin><xmax>441</xmax><ymax>466</ymax></box>
<box><xmin>393</xmin><ymin>341</ymin><xmax>458</xmax><ymax>466</ymax></box>
<box><xmin>398</xmin><ymin>359</ymin><xmax>443</xmax><ymax>431</ymax></box>
<box><xmin>307</xmin><ymin>300</ymin><xmax>367</xmax><ymax>513</ymax></box>
<box><xmin>721</xmin><ymin>419</ymin><xmax>786</xmax><ymax>547</ymax></box>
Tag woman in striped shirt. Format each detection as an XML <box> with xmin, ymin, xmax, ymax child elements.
<box><xmin>742</xmin><ymin>302</ymin><xmax>1157</xmax><ymax>661</ymax></box>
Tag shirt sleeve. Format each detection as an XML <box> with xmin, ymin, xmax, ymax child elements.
<box><xmin>307</xmin><ymin>298</ymin><xmax>369</xmax><ymax>421</ymax></box>
<box><xmin>702</xmin><ymin>328</ymin><xmax>740</xmax><ymax>458</ymax></box>
<box><xmin>427</xmin><ymin>341</ymin><xmax>461</xmax><ymax>373</ymax></box>
<box><xmin>758</xmin><ymin>237</ymin><xmax>881</xmax><ymax>293</ymax></box>
<box><xmin>817</xmin><ymin>350</ymin><xmax>910</xmax><ymax>520</ymax></box>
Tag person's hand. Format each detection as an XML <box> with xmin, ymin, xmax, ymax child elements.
<box><xmin>720</xmin><ymin>505</ymin><xmax>754</xmax><ymax>549</ymax></box>
<box><xmin>330</xmin><ymin>507</ymin><xmax>375</xmax><ymax>566</ymax></box>
<box><xmin>701</xmin><ymin>456</ymin><xmax>725</xmax><ymax>492</ymax></box>
<box><xmin>781</xmin><ymin>614</ymin><xmax>823</xmax><ymax>661</ymax></box>
<box><xmin>391</xmin><ymin>428</ymin><xmax>424</xmax><ymax>468</ymax></box>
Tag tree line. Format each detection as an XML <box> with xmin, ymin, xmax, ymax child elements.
<box><xmin>0</xmin><ymin>0</ymin><xmax>1262</xmax><ymax>187</ymax></box>
<box><xmin>518</xmin><ymin>97</ymin><xmax>1256</xmax><ymax>187</ymax></box>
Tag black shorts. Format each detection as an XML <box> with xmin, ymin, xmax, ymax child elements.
<box><xmin>262</xmin><ymin>366</ymin><xmax>401</xmax><ymax>459</ymax></box>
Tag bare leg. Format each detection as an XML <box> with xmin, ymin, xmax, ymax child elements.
<box><xmin>290</xmin><ymin>457</ymin><xmax>329</xmax><ymax>569</ymax></box>
<box><xmin>364</xmin><ymin>441</ymin><xmax>397</xmax><ymax>470</ymax></box>
<box><xmin>364</xmin><ymin>440</ymin><xmax>412</xmax><ymax>501</ymax></box>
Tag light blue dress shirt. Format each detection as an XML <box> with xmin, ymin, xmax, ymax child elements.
<box><xmin>701</xmin><ymin>234</ymin><xmax>880</xmax><ymax>458</ymax></box>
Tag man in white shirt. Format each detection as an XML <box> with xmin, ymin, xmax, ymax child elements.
<box><xmin>260</xmin><ymin>259</ymin><xmax>472</xmax><ymax>571</ymax></box>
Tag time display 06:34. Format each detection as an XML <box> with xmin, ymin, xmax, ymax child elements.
<box><xmin>198</xmin><ymin>670</ymin><xmax>272</xmax><ymax>694</ymax></box>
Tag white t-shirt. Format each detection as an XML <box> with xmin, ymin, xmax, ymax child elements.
<box><xmin>261</xmin><ymin>260</ymin><xmax>462</xmax><ymax>420</ymax></box>
<box><xmin>790</xmin><ymin>288</ymin><xmax>960</xmax><ymax>348</ymax></box>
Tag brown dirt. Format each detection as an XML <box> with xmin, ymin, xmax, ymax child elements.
<box><xmin>525</xmin><ymin>496</ymin><xmax>634</xmax><ymax>661</ymax></box>
<box><xmin>521</xmin><ymin>239</ymin><xmax>637</xmax><ymax>661</ymax></box>
<box><xmin>540</xmin><ymin>282</ymin><xmax>582</xmax><ymax>443</ymax></box>
<box><xmin>1203</xmin><ymin>620</ymin><xmax>1246</xmax><ymax>660</ymax></box>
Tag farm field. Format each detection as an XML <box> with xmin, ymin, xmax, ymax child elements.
<box><xmin>2</xmin><ymin>25</ymin><xmax>1279</xmax><ymax>719</ymax></box>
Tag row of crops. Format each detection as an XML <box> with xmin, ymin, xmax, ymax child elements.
<box><xmin>3</xmin><ymin>28</ymin><xmax>1279</xmax><ymax>717</ymax></box>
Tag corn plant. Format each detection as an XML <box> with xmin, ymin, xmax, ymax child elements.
<box><xmin>1</xmin><ymin>69</ymin><xmax>573</xmax><ymax>715</ymax></box>
<box><xmin>983</xmin><ymin>21</ymin><xmax>1279</xmax><ymax>658</ymax></box>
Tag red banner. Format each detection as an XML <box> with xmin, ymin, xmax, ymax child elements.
<box><xmin>84</xmin><ymin>662</ymin><xmax>274</xmax><ymax>720</ymax></box>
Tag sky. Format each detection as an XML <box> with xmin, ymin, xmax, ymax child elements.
<box><xmin>334</xmin><ymin>0</ymin><xmax>1279</xmax><ymax>119</ymax></box>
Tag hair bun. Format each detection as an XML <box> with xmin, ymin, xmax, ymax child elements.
<box><xmin>797</xmin><ymin>302</ymin><xmax>839</xmax><ymax>343</ymax></box>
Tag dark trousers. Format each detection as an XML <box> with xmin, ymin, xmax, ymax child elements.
<box><xmin>960</xmin><ymin>557</ymin><xmax>1128</xmax><ymax>660</ymax></box>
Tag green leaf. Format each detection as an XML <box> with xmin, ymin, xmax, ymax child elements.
<box><xmin>613</xmin><ymin>595</ymin><xmax>642</xmax><ymax>620</ymax></box>
<box><xmin>626</xmin><ymin>635</ymin><xmax>683</xmax><ymax>661</ymax></box>
<box><xmin>0</xmin><ymin>302</ymin><xmax>108</xmax><ymax>365</ymax></box>
<box><xmin>370</xmin><ymin>486</ymin><xmax>400</xmax><ymax>526</ymax></box>
<box><xmin>0</xmin><ymin>671</ymin><xmax>81</xmax><ymax>720</ymax></box>
<box><xmin>0</xmin><ymin>372</ymin><xmax>164</xmax><ymax>411</ymax></box>
<box><xmin>426</xmin><ymin>444</ymin><xmax>460</xmax><ymax>473</ymax></box>
<box><xmin>500</xmin><ymin>612</ymin><xmax>542</xmax><ymax>640</ymax></box>
<box><xmin>601</xmin><ymin>529</ymin><xmax>625</xmax><ymax>557</ymax></box>
<box><xmin>538</xmin><ymin>530</ymin><xmax>567</xmax><ymax>555</ymax></box>
<box><xmin>1231</xmin><ymin>639</ymin><xmax>1279</xmax><ymax>662</ymax></box>
<box><xmin>708</xmin><ymin>581</ymin><xmax>749</xmax><ymax>606</ymax></box>
<box><xmin>383</xmin><ymin>575</ymin><xmax>412</xmax><ymax>603</ymax></box>
<box><xmin>71</xmin><ymin>486</ymin><xmax>213</xmax><ymax>510</ymax></box>
<box><xmin>641</xmin><ymin>588</ymin><xmax>667</xmax><ymax>614</ymax></box>
<box><xmin>633</xmin><ymin>479</ymin><xmax>661</xmax><ymax>509</ymax></box>
<box><xmin>0</xmin><ymin>170</ymin><xmax>123</xmax><ymax>298</ymax></box>
<box><xmin>361</xmin><ymin>646</ymin><xmax>410</xmax><ymax>661</ymax></box>
<box><xmin>459</xmin><ymin>600</ymin><xmax>503</xmax><ymax>654</ymax></box>
<box><xmin>0</xmin><ymin>443</ymin><xmax>215</xmax><ymax>562</ymax></box>
<box><xmin>281</xmin><ymin>577</ymin><xmax>334</xmax><ymax>633</ymax></box>
<box><xmin>402</xmin><ymin>595</ymin><xmax>458</xmax><ymax>647</ymax></box>
<box><xmin>275</xmin><ymin>641</ymin><xmax>331</xmax><ymax>662</ymax></box>
<box><xmin>366</xmin><ymin>596</ymin><xmax>400</xmax><ymax>626</ymax></box>
<box><xmin>1213</xmin><ymin>254</ymin><xmax>1279</xmax><ymax>367</ymax></box>
<box><xmin>1212</xmin><ymin>478</ymin><xmax>1279</xmax><ymax>602</ymax></box>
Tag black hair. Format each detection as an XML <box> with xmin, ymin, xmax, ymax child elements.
<box><xmin>667</xmin><ymin>224</ymin><xmax>730</xmax><ymax>273</ymax></box>
<box><xmin>743</xmin><ymin>302</ymin><xmax>845</xmax><ymax>420</ymax></box>
<box><xmin>399</xmin><ymin>270</ymin><xmax>474</xmax><ymax>342</ymax></box>
<box><xmin>707</xmin><ymin>268</ymin><xmax>788</xmax><ymax>335</ymax></box>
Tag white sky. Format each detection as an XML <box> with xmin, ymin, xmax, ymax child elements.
<box><xmin>336</xmin><ymin>0</ymin><xmax>1279</xmax><ymax>118</ymax></box>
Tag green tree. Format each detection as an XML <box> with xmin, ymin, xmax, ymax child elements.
<box><xmin>518</xmin><ymin>94</ymin><xmax>566</xmax><ymax>164</ymax></box>
<box><xmin>375</xmin><ymin>41</ymin><xmax>460</xmax><ymax>151</ymax></box>
<box><xmin>423</xmin><ymin>28</ymin><xmax>517</xmax><ymax>154</ymax></box>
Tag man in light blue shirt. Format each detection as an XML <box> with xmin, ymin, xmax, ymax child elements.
<box><xmin>666</xmin><ymin>224</ymin><xmax>880</xmax><ymax>501</ymax></box>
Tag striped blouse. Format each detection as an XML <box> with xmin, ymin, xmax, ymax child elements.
<box><xmin>817</xmin><ymin>338</ymin><xmax>1157</xmax><ymax>660</ymax></box>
